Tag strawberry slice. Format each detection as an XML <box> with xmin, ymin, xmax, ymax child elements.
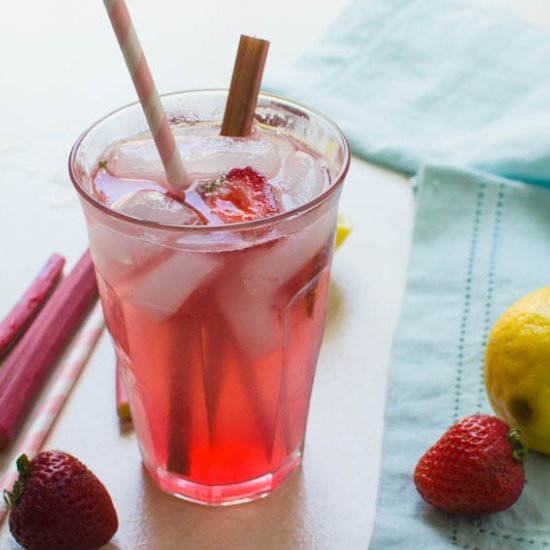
<box><xmin>198</xmin><ymin>167</ymin><xmax>280</xmax><ymax>223</ymax></box>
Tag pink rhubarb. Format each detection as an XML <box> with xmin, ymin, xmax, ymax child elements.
<box><xmin>0</xmin><ymin>254</ymin><xmax>65</xmax><ymax>357</ymax></box>
<box><xmin>0</xmin><ymin>251</ymin><xmax>98</xmax><ymax>449</ymax></box>
<box><xmin>116</xmin><ymin>361</ymin><xmax>131</xmax><ymax>421</ymax></box>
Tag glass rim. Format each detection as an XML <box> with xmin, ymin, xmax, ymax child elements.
<box><xmin>68</xmin><ymin>89</ymin><xmax>351</xmax><ymax>233</ymax></box>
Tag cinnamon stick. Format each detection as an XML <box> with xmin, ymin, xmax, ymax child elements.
<box><xmin>220</xmin><ymin>35</ymin><xmax>269</xmax><ymax>137</ymax></box>
<box><xmin>0</xmin><ymin>254</ymin><xmax>65</xmax><ymax>357</ymax></box>
<box><xmin>0</xmin><ymin>250</ymin><xmax>98</xmax><ymax>449</ymax></box>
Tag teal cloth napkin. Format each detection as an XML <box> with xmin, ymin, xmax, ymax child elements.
<box><xmin>267</xmin><ymin>0</ymin><xmax>550</xmax><ymax>188</ymax></box>
<box><xmin>370</xmin><ymin>165</ymin><xmax>550</xmax><ymax>549</ymax></box>
<box><xmin>266</xmin><ymin>0</ymin><xmax>550</xmax><ymax>547</ymax></box>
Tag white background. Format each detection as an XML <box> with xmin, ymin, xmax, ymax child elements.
<box><xmin>0</xmin><ymin>0</ymin><xmax>543</xmax><ymax>548</ymax></box>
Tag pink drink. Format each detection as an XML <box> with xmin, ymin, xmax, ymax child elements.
<box><xmin>70</xmin><ymin>91</ymin><xmax>349</xmax><ymax>505</ymax></box>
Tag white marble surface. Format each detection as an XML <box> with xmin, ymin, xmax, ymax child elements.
<box><xmin>0</xmin><ymin>0</ymin><xmax>539</xmax><ymax>548</ymax></box>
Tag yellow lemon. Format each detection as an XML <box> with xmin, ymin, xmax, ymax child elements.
<box><xmin>484</xmin><ymin>286</ymin><xmax>550</xmax><ymax>453</ymax></box>
<box><xmin>335</xmin><ymin>213</ymin><xmax>352</xmax><ymax>249</ymax></box>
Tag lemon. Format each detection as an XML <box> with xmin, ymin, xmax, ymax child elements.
<box><xmin>484</xmin><ymin>286</ymin><xmax>550</xmax><ymax>453</ymax></box>
<box><xmin>335</xmin><ymin>213</ymin><xmax>352</xmax><ymax>249</ymax></box>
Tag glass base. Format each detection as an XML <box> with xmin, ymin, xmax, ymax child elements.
<box><xmin>144</xmin><ymin>450</ymin><xmax>302</xmax><ymax>506</ymax></box>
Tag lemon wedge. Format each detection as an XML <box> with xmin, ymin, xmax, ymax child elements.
<box><xmin>335</xmin><ymin>212</ymin><xmax>352</xmax><ymax>249</ymax></box>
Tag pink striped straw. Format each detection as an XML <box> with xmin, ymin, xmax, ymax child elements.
<box><xmin>103</xmin><ymin>0</ymin><xmax>187</xmax><ymax>191</ymax></box>
<box><xmin>0</xmin><ymin>302</ymin><xmax>104</xmax><ymax>526</ymax></box>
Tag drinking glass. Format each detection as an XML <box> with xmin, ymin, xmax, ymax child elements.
<box><xmin>69</xmin><ymin>90</ymin><xmax>350</xmax><ymax>505</ymax></box>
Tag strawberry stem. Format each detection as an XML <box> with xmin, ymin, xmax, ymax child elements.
<box><xmin>196</xmin><ymin>175</ymin><xmax>226</xmax><ymax>195</ymax></box>
<box><xmin>508</xmin><ymin>428</ymin><xmax>527</xmax><ymax>464</ymax></box>
<box><xmin>3</xmin><ymin>454</ymin><xmax>31</xmax><ymax>510</ymax></box>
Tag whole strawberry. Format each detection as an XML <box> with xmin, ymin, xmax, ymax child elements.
<box><xmin>4</xmin><ymin>451</ymin><xmax>118</xmax><ymax>550</ymax></box>
<box><xmin>414</xmin><ymin>414</ymin><xmax>526</xmax><ymax>516</ymax></box>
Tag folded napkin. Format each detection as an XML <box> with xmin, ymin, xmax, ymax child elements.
<box><xmin>267</xmin><ymin>0</ymin><xmax>550</xmax><ymax>547</ymax></box>
<box><xmin>268</xmin><ymin>0</ymin><xmax>550</xmax><ymax>188</ymax></box>
<box><xmin>370</xmin><ymin>165</ymin><xmax>550</xmax><ymax>549</ymax></box>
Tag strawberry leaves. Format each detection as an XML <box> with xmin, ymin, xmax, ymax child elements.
<box><xmin>3</xmin><ymin>454</ymin><xmax>31</xmax><ymax>510</ymax></box>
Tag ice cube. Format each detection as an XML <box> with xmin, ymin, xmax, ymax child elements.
<box><xmin>87</xmin><ymin>191</ymin><xmax>202</xmax><ymax>285</ymax></box>
<box><xmin>240</xmin><ymin>213</ymin><xmax>334</xmax><ymax>291</ymax></box>
<box><xmin>112</xmin><ymin>189</ymin><xmax>204</xmax><ymax>225</ymax></box>
<box><xmin>106</xmin><ymin>136</ymin><xmax>282</xmax><ymax>182</ymax></box>
<box><xmin>216</xmin><ymin>274</ymin><xmax>282</xmax><ymax>359</ymax></box>
<box><xmin>106</xmin><ymin>138</ymin><xmax>163</xmax><ymax>182</ymax></box>
<box><xmin>215</xmin><ymin>214</ymin><xmax>334</xmax><ymax>358</ymax></box>
<box><xmin>178</xmin><ymin>136</ymin><xmax>281</xmax><ymax>178</ymax></box>
<box><xmin>87</xmin><ymin>221</ymin><xmax>157</xmax><ymax>285</ymax></box>
<box><xmin>120</xmin><ymin>251</ymin><xmax>221</xmax><ymax>321</ymax></box>
<box><xmin>101</xmin><ymin>191</ymin><xmax>218</xmax><ymax>320</ymax></box>
<box><xmin>261</xmin><ymin>131</ymin><xmax>296</xmax><ymax>154</ymax></box>
<box><xmin>275</xmin><ymin>152</ymin><xmax>327</xmax><ymax>210</ymax></box>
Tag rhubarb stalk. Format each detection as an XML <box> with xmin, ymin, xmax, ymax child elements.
<box><xmin>116</xmin><ymin>360</ymin><xmax>131</xmax><ymax>421</ymax></box>
<box><xmin>0</xmin><ymin>254</ymin><xmax>65</xmax><ymax>357</ymax></box>
<box><xmin>221</xmin><ymin>35</ymin><xmax>269</xmax><ymax>137</ymax></box>
<box><xmin>0</xmin><ymin>250</ymin><xmax>98</xmax><ymax>450</ymax></box>
<box><xmin>166</xmin><ymin>35</ymin><xmax>272</xmax><ymax>475</ymax></box>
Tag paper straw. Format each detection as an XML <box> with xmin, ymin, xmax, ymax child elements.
<box><xmin>0</xmin><ymin>302</ymin><xmax>104</xmax><ymax>526</ymax></box>
<box><xmin>103</xmin><ymin>0</ymin><xmax>187</xmax><ymax>191</ymax></box>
